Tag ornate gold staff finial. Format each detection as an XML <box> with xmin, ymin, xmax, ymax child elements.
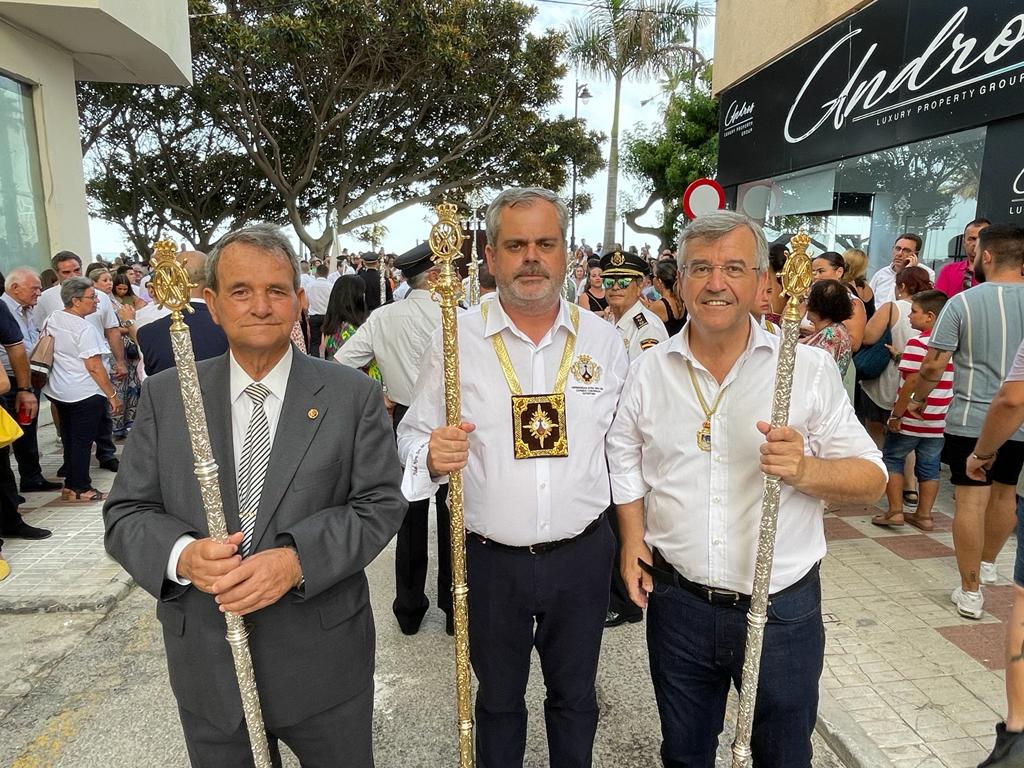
<box><xmin>730</xmin><ymin>227</ymin><xmax>813</xmax><ymax>768</ymax></box>
<box><xmin>149</xmin><ymin>239</ymin><xmax>196</xmax><ymax>332</ymax></box>
<box><xmin>780</xmin><ymin>231</ymin><xmax>813</xmax><ymax>323</ymax></box>
<box><xmin>428</xmin><ymin>200</ymin><xmax>474</xmax><ymax>768</ymax></box>
<box><xmin>149</xmin><ymin>238</ymin><xmax>273</xmax><ymax>768</ymax></box>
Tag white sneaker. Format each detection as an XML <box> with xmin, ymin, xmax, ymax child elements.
<box><xmin>981</xmin><ymin>561</ymin><xmax>998</xmax><ymax>584</ymax></box>
<box><xmin>951</xmin><ymin>587</ymin><xmax>984</xmax><ymax>619</ymax></box>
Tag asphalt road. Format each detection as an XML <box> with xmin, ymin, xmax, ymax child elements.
<box><xmin>0</xmin><ymin>536</ymin><xmax>846</xmax><ymax>767</ymax></box>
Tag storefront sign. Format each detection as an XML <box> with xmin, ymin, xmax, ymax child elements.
<box><xmin>719</xmin><ymin>0</ymin><xmax>1024</xmax><ymax>186</ymax></box>
<box><xmin>977</xmin><ymin>117</ymin><xmax>1024</xmax><ymax>223</ymax></box>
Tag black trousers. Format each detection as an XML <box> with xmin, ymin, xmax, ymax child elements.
<box><xmin>391</xmin><ymin>403</ymin><xmax>452</xmax><ymax>631</ymax></box>
<box><xmin>178</xmin><ymin>682</ymin><xmax>374</xmax><ymax>768</ymax></box>
<box><xmin>95</xmin><ymin>399</ymin><xmax>115</xmax><ymax>461</ymax></box>
<box><xmin>607</xmin><ymin>503</ymin><xmax>643</xmax><ymax>620</ymax></box>
<box><xmin>467</xmin><ymin>517</ymin><xmax>615</xmax><ymax>768</ymax></box>
<box><xmin>52</xmin><ymin>395</ymin><xmax>107</xmax><ymax>493</ymax></box>
<box><xmin>308</xmin><ymin>315</ymin><xmax>326</xmax><ymax>358</ymax></box>
<box><xmin>1</xmin><ymin>378</ymin><xmax>45</xmax><ymax>484</ymax></box>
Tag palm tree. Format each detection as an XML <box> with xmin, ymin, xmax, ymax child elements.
<box><xmin>567</xmin><ymin>0</ymin><xmax>703</xmax><ymax>245</ymax></box>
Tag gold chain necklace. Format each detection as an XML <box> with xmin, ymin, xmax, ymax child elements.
<box><xmin>686</xmin><ymin>360</ymin><xmax>728</xmax><ymax>452</ymax></box>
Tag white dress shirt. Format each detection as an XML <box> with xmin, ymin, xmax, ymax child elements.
<box><xmin>334</xmin><ymin>288</ymin><xmax>441</xmax><ymax>406</ymax></box>
<box><xmin>0</xmin><ymin>293</ymin><xmax>36</xmax><ymax>375</ymax></box>
<box><xmin>614</xmin><ymin>300</ymin><xmax>668</xmax><ymax>361</ymax></box>
<box><xmin>306</xmin><ymin>277</ymin><xmax>334</xmax><ymax>316</ymax></box>
<box><xmin>606</xmin><ymin>317</ymin><xmax>884</xmax><ymax>593</ymax></box>
<box><xmin>869</xmin><ymin>263</ymin><xmax>936</xmax><ymax>305</ymax></box>
<box><xmin>397</xmin><ymin>298</ymin><xmax>628</xmax><ymax>546</ymax></box>
<box><xmin>166</xmin><ymin>346</ymin><xmax>293</xmax><ymax>583</ymax></box>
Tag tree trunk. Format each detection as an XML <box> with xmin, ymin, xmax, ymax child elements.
<box><xmin>602</xmin><ymin>74</ymin><xmax>623</xmax><ymax>246</ymax></box>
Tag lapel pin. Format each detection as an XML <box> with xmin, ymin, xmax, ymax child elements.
<box><xmin>307</xmin><ymin>408</ymin><xmax>318</xmax><ymax>420</ymax></box>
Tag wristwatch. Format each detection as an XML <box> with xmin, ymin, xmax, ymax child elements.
<box><xmin>119</xmin><ymin>319</ymin><xmax>134</xmax><ymax>328</ymax></box>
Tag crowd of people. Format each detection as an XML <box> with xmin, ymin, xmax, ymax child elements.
<box><xmin>0</xmin><ymin>193</ymin><xmax>1020</xmax><ymax>766</ymax></box>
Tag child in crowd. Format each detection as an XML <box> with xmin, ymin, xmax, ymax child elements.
<box><xmin>873</xmin><ymin>290</ymin><xmax>953</xmax><ymax>530</ymax></box>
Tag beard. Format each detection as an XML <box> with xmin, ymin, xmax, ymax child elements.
<box><xmin>974</xmin><ymin>254</ymin><xmax>986</xmax><ymax>283</ymax></box>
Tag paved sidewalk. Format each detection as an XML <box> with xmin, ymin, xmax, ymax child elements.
<box><xmin>0</xmin><ymin>411</ymin><xmax>1009</xmax><ymax>768</ymax></box>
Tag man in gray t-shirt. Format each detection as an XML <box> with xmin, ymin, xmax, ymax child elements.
<box><xmin>964</xmin><ymin>337</ymin><xmax>1024</xmax><ymax>766</ymax></box>
<box><xmin>911</xmin><ymin>224</ymin><xmax>1024</xmax><ymax>622</ymax></box>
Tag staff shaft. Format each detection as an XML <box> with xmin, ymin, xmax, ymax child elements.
<box><xmin>169</xmin><ymin>323</ymin><xmax>273</xmax><ymax>768</ymax></box>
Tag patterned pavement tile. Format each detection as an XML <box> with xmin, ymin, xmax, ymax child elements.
<box><xmin>875</xmin><ymin>534</ymin><xmax>957</xmax><ymax>560</ymax></box>
<box><xmin>936</xmin><ymin>623</ymin><xmax>1007</xmax><ymax>671</ymax></box>
<box><xmin>824</xmin><ymin>516</ymin><xmax>868</xmax><ymax>541</ymax></box>
<box><xmin>979</xmin><ymin>584</ymin><xmax>1017</xmax><ymax>623</ymax></box>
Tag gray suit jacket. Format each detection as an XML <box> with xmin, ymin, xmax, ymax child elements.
<box><xmin>104</xmin><ymin>351</ymin><xmax>406</xmax><ymax>731</ymax></box>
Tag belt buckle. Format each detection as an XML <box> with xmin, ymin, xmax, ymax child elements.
<box><xmin>709</xmin><ymin>588</ymin><xmax>740</xmax><ymax>605</ymax></box>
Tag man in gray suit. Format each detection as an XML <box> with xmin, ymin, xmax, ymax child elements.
<box><xmin>104</xmin><ymin>224</ymin><xmax>406</xmax><ymax>767</ymax></box>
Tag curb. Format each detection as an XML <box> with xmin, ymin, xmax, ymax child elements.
<box><xmin>0</xmin><ymin>572</ymin><xmax>134</xmax><ymax>614</ymax></box>
<box><xmin>816</xmin><ymin>688</ymin><xmax>895</xmax><ymax>768</ymax></box>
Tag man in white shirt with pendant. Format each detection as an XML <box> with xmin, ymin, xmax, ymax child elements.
<box><xmin>398</xmin><ymin>187</ymin><xmax>628</xmax><ymax>767</ymax></box>
<box><xmin>607</xmin><ymin>211</ymin><xmax>886</xmax><ymax>768</ymax></box>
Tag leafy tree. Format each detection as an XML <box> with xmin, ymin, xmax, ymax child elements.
<box><xmin>80</xmin><ymin>82</ymin><xmax>284</xmax><ymax>254</ymax></box>
<box><xmin>621</xmin><ymin>66</ymin><xmax>718</xmax><ymax>250</ymax></box>
<box><xmin>566</xmin><ymin>0</ymin><xmax>701</xmax><ymax>246</ymax></box>
<box><xmin>188</xmin><ymin>0</ymin><xmax>604</xmax><ymax>258</ymax></box>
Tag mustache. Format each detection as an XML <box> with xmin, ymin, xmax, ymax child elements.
<box><xmin>515</xmin><ymin>266</ymin><xmax>551</xmax><ymax>279</ymax></box>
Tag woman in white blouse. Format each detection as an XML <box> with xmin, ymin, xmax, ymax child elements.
<box><xmin>42</xmin><ymin>277</ymin><xmax>121</xmax><ymax>502</ymax></box>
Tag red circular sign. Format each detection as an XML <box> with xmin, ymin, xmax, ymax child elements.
<box><xmin>682</xmin><ymin>178</ymin><xmax>726</xmax><ymax>220</ymax></box>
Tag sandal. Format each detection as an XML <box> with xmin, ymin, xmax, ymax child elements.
<box><xmin>902</xmin><ymin>490</ymin><xmax>919</xmax><ymax>506</ymax></box>
<box><xmin>60</xmin><ymin>488</ymin><xmax>106</xmax><ymax>502</ymax></box>
<box><xmin>904</xmin><ymin>512</ymin><xmax>934</xmax><ymax>532</ymax></box>
<box><xmin>872</xmin><ymin>510</ymin><xmax>904</xmax><ymax>527</ymax></box>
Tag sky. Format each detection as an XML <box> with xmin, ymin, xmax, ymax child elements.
<box><xmin>87</xmin><ymin>1</ymin><xmax>715</xmax><ymax>259</ymax></box>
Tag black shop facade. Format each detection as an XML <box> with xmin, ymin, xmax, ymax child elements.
<box><xmin>717</xmin><ymin>0</ymin><xmax>1024</xmax><ymax>273</ymax></box>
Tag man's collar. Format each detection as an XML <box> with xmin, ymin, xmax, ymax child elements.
<box><xmin>614</xmin><ymin>300</ymin><xmax>645</xmax><ymax>329</ymax></box>
<box><xmin>484</xmin><ymin>297</ymin><xmax>573</xmax><ymax>344</ymax></box>
<box><xmin>229</xmin><ymin>345</ymin><xmax>293</xmax><ymax>404</ymax></box>
<box><xmin>668</xmin><ymin>314</ymin><xmax>773</xmax><ymax>362</ymax></box>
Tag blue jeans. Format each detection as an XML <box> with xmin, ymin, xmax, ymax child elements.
<box><xmin>646</xmin><ymin>567</ymin><xmax>824</xmax><ymax>768</ymax></box>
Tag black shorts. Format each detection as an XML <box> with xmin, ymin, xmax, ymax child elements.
<box><xmin>942</xmin><ymin>432</ymin><xmax>1024</xmax><ymax>486</ymax></box>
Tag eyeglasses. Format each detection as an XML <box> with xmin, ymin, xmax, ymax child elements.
<box><xmin>602</xmin><ymin>277</ymin><xmax>637</xmax><ymax>290</ymax></box>
<box><xmin>78</xmin><ymin>292</ymin><xmax>97</xmax><ymax>301</ymax></box>
<box><xmin>682</xmin><ymin>262</ymin><xmax>755</xmax><ymax>280</ymax></box>
<box><xmin>892</xmin><ymin>246</ymin><xmax>917</xmax><ymax>255</ymax></box>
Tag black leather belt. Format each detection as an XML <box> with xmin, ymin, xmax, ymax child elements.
<box><xmin>639</xmin><ymin>551</ymin><xmax>820</xmax><ymax>605</ymax></box>
<box><xmin>470</xmin><ymin>513</ymin><xmax>604</xmax><ymax>555</ymax></box>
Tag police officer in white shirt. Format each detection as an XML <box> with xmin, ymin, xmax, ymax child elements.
<box><xmin>337</xmin><ymin>242</ymin><xmax>453</xmax><ymax>635</ymax></box>
<box><xmin>607</xmin><ymin>211</ymin><xmax>886</xmax><ymax>768</ymax></box>
<box><xmin>600</xmin><ymin>248</ymin><xmax>668</xmax><ymax>361</ymax></box>
<box><xmin>398</xmin><ymin>188</ymin><xmax>628</xmax><ymax>767</ymax></box>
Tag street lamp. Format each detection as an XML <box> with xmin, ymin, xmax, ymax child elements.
<box><xmin>570</xmin><ymin>79</ymin><xmax>592</xmax><ymax>251</ymax></box>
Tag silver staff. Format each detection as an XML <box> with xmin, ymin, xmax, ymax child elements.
<box><xmin>149</xmin><ymin>240</ymin><xmax>273</xmax><ymax>768</ymax></box>
<box><xmin>731</xmin><ymin>231</ymin><xmax>812</xmax><ymax>768</ymax></box>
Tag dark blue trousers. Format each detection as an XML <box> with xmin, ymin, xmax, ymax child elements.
<box><xmin>53</xmin><ymin>395</ymin><xmax>107</xmax><ymax>493</ymax></box>
<box><xmin>646</xmin><ymin>567</ymin><xmax>824</xmax><ymax>768</ymax></box>
<box><xmin>467</xmin><ymin>517</ymin><xmax>614</xmax><ymax>768</ymax></box>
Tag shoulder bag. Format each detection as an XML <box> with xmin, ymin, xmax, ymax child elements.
<box><xmin>852</xmin><ymin>303</ymin><xmax>895</xmax><ymax>381</ymax></box>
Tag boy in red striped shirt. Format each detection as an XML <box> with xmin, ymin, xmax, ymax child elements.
<box><xmin>873</xmin><ymin>290</ymin><xmax>953</xmax><ymax>531</ymax></box>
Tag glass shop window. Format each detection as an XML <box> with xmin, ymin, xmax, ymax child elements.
<box><xmin>0</xmin><ymin>74</ymin><xmax>50</xmax><ymax>273</ymax></box>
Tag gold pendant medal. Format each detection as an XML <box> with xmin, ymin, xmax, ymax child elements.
<box><xmin>697</xmin><ymin>420</ymin><xmax>712</xmax><ymax>452</ymax></box>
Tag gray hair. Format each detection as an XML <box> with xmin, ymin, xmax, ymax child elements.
<box><xmin>407</xmin><ymin>267</ymin><xmax>439</xmax><ymax>291</ymax></box>
<box><xmin>207</xmin><ymin>224</ymin><xmax>300</xmax><ymax>293</ymax></box>
<box><xmin>677</xmin><ymin>211</ymin><xmax>769</xmax><ymax>272</ymax></box>
<box><xmin>60</xmin><ymin>277</ymin><xmax>94</xmax><ymax>307</ymax></box>
<box><xmin>5</xmin><ymin>267</ymin><xmax>39</xmax><ymax>291</ymax></box>
<box><xmin>485</xmin><ymin>187</ymin><xmax>569</xmax><ymax>248</ymax></box>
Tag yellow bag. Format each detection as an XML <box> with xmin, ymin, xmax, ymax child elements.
<box><xmin>0</xmin><ymin>408</ymin><xmax>24</xmax><ymax>449</ymax></box>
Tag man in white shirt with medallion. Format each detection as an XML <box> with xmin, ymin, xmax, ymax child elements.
<box><xmin>607</xmin><ymin>211</ymin><xmax>886</xmax><ymax>768</ymax></box>
<box><xmin>398</xmin><ymin>187</ymin><xmax>628</xmax><ymax>767</ymax></box>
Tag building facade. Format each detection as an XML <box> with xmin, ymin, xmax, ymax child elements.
<box><xmin>0</xmin><ymin>0</ymin><xmax>191</xmax><ymax>273</ymax></box>
<box><xmin>714</xmin><ymin>0</ymin><xmax>1024</xmax><ymax>271</ymax></box>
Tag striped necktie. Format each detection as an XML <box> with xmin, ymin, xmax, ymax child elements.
<box><xmin>237</xmin><ymin>382</ymin><xmax>272</xmax><ymax>556</ymax></box>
